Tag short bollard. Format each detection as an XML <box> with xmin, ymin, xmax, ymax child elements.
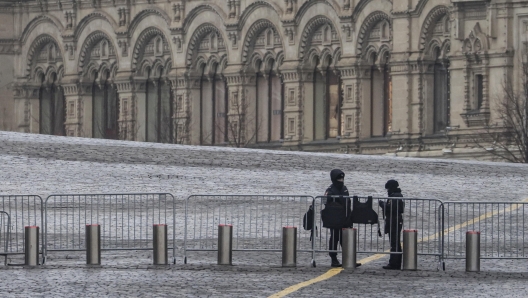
<box><xmin>403</xmin><ymin>229</ymin><xmax>417</xmax><ymax>271</ymax></box>
<box><xmin>86</xmin><ymin>224</ymin><xmax>101</xmax><ymax>265</ymax></box>
<box><xmin>153</xmin><ymin>224</ymin><xmax>168</xmax><ymax>265</ymax></box>
<box><xmin>218</xmin><ymin>224</ymin><xmax>233</xmax><ymax>265</ymax></box>
<box><xmin>24</xmin><ymin>226</ymin><xmax>39</xmax><ymax>266</ymax></box>
<box><xmin>466</xmin><ymin>231</ymin><xmax>480</xmax><ymax>272</ymax></box>
<box><xmin>282</xmin><ymin>226</ymin><xmax>297</xmax><ymax>267</ymax></box>
<box><xmin>342</xmin><ymin>228</ymin><xmax>357</xmax><ymax>270</ymax></box>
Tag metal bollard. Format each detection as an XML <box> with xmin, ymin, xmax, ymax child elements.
<box><xmin>86</xmin><ymin>224</ymin><xmax>101</xmax><ymax>265</ymax></box>
<box><xmin>403</xmin><ymin>229</ymin><xmax>417</xmax><ymax>271</ymax></box>
<box><xmin>153</xmin><ymin>224</ymin><xmax>168</xmax><ymax>265</ymax></box>
<box><xmin>218</xmin><ymin>224</ymin><xmax>233</xmax><ymax>265</ymax></box>
<box><xmin>466</xmin><ymin>231</ymin><xmax>480</xmax><ymax>272</ymax></box>
<box><xmin>342</xmin><ymin>228</ymin><xmax>357</xmax><ymax>270</ymax></box>
<box><xmin>24</xmin><ymin>226</ymin><xmax>39</xmax><ymax>266</ymax></box>
<box><xmin>282</xmin><ymin>226</ymin><xmax>297</xmax><ymax>267</ymax></box>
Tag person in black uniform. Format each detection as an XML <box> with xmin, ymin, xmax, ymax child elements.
<box><xmin>324</xmin><ymin>169</ymin><xmax>361</xmax><ymax>268</ymax></box>
<box><xmin>379</xmin><ymin>179</ymin><xmax>404</xmax><ymax>270</ymax></box>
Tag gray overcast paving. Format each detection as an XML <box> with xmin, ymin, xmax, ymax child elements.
<box><xmin>0</xmin><ymin>131</ymin><xmax>527</xmax><ymax>297</ymax></box>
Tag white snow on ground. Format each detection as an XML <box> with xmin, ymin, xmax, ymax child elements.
<box><xmin>0</xmin><ymin>131</ymin><xmax>526</xmax><ymax>201</ymax></box>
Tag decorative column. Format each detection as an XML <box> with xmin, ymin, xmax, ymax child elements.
<box><xmin>114</xmin><ymin>75</ymin><xmax>137</xmax><ymax>141</ymax></box>
<box><xmin>13</xmin><ymin>83</ymin><xmax>39</xmax><ymax>133</ymax></box>
<box><xmin>61</xmin><ymin>78</ymin><xmax>85</xmax><ymax>137</ymax></box>
<box><xmin>170</xmin><ymin>72</ymin><xmax>192</xmax><ymax>145</ymax></box>
<box><xmin>279</xmin><ymin>62</ymin><xmax>304</xmax><ymax>146</ymax></box>
<box><xmin>223</xmin><ymin>68</ymin><xmax>250</xmax><ymax>147</ymax></box>
<box><xmin>337</xmin><ymin>62</ymin><xmax>361</xmax><ymax>142</ymax></box>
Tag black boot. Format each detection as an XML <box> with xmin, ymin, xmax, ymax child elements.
<box><xmin>330</xmin><ymin>255</ymin><xmax>341</xmax><ymax>267</ymax></box>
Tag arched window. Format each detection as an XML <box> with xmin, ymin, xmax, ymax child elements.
<box><xmin>39</xmin><ymin>73</ymin><xmax>65</xmax><ymax>136</ymax></box>
<box><xmin>145</xmin><ymin>67</ymin><xmax>173</xmax><ymax>143</ymax></box>
<box><xmin>255</xmin><ymin>59</ymin><xmax>284</xmax><ymax>143</ymax></box>
<box><xmin>312</xmin><ymin>56</ymin><xmax>341</xmax><ymax>140</ymax></box>
<box><xmin>433</xmin><ymin>48</ymin><xmax>450</xmax><ymax>132</ymax></box>
<box><xmin>92</xmin><ymin>70</ymin><xmax>118</xmax><ymax>139</ymax></box>
<box><xmin>326</xmin><ymin>64</ymin><xmax>341</xmax><ymax>139</ymax></box>
<box><xmin>370</xmin><ymin>52</ymin><xmax>391</xmax><ymax>137</ymax></box>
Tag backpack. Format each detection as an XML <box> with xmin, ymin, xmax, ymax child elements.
<box><xmin>303</xmin><ymin>205</ymin><xmax>314</xmax><ymax>231</ymax></box>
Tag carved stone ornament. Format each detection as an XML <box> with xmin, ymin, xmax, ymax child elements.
<box><xmin>172</xmin><ymin>3</ymin><xmax>184</xmax><ymax>22</ymax></box>
<box><xmin>118</xmin><ymin>8</ymin><xmax>127</xmax><ymax>27</ymax></box>
<box><xmin>64</xmin><ymin>43</ymin><xmax>75</xmax><ymax>60</ymax></box>
<box><xmin>342</xmin><ymin>24</ymin><xmax>353</xmax><ymax>42</ymax></box>
<box><xmin>343</xmin><ymin>0</ymin><xmax>351</xmax><ymax>10</ymax></box>
<box><xmin>172</xmin><ymin>36</ymin><xmax>183</xmax><ymax>52</ymax></box>
<box><xmin>284</xmin><ymin>27</ymin><xmax>295</xmax><ymax>45</ymax></box>
<box><xmin>228</xmin><ymin>32</ymin><xmax>238</xmax><ymax>49</ymax></box>
<box><xmin>118</xmin><ymin>39</ymin><xmax>128</xmax><ymax>57</ymax></box>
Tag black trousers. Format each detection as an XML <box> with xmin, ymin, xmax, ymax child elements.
<box><xmin>328</xmin><ymin>228</ymin><xmax>342</xmax><ymax>257</ymax></box>
<box><xmin>388</xmin><ymin>221</ymin><xmax>403</xmax><ymax>268</ymax></box>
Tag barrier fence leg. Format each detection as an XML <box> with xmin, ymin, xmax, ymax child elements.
<box><xmin>403</xmin><ymin>229</ymin><xmax>417</xmax><ymax>271</ymax></box>
<box><xmin>86</xmin><ymin>224</ymin><xmax>101</xmax><ymax>265</ymax></box>
<box><xmin>342</xmin><ymin>228</ymin><xmax>357</xmax><ymax>270</ymax></box>
<box><xmin>466</xmin><ymin>231</ymin><xmax>480</xmax><ymax>272</ymax></box>
<box><xmin>153</xmin><ymin>224</ymin><xmax>168</xmax><ymax>265</ymax></box>
<box><xmin>24</xmin><ymin>226</ymin><xmax>39</xmax><ymax>266</ymax></box>
<box><xmin>218</xmin><ymin>224</ymin><xmax>232</xmax><ymax>265</ymax></box>
<box><xmin>282</xmin><ymin>227</ymin><xmax>297</xmax><ymax>267</ymax></box>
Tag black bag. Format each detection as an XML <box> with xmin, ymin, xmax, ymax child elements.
<box><xmin>321</xmin><ymin>200</ymin><xmax>348</xmax><ymax>229</ymax></box>
<box><xmin>303</xmin><ymin>205</ymin><xmax>314</xmax><ymax>231</ymax></box>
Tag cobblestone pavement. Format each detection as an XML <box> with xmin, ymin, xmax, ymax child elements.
<box><xmin>1</xmin><ymin>263</ymin><xmax>528</xmax><ymax>298</ymax></box>
<box><xmin>0</xmin><ymin>132</ymin><xmax>527</xmax><ymax>297</ymax></box>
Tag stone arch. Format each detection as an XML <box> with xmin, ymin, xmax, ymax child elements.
<box><xmin>419</xmin><ymin>6</ymin><xmax>450</xmax><ymax>52</ymax></box>
<box><xmin>182</xmin><ymin>4</ymin><xmax>227</xmax><ymax>34</ymax></box>
<box><xmin>239</xmin><ymin>1</ymin><xmax>283</xmax><ymax>27</ymax></box>
<box><xmin>352</xmin><ymin>0</ymin><xmax>391</xmax><ymax>22</ymax></box>
<box><xmin>128</xmin><ymin>8</ymin><xmax>172</xmax><ymax>37</ymax></box>
<box><xmin>20</xmin><ymin>15</ymin><xmax>64</xmax><ymax>45</ymax></box>
<box><xmin>299</xmin><ymin>16</ymin><xmax>341</xmax><ymax>61</ymax></box>
<box><xmin>74</xmin><ymin>11</ymin><xmax>119</xmax><ymax>40</ymax></box>
<box><xmin>186</xmin><ymin>23</ymin><xmax>228</xmax><ymax>70</ymax></box>
<box><xmin>78</xmin><ymin>31</ymin><xmax>118</xmax><ymax>78</ymax></box>
<box><xmin>26</xmin><ymin>34</ymin><xmax>64</xmax><ymax>82</ymax></box>
<box><xmin>132</xmin><ymin>27</ymin><xmax>172</xmax><ymax>75</ymax></box>
<box><xmin>242</xmin><ymin>19</ymin><xmax>283</xmax><ymax>65</ymax></box>
<box><xmin>295</xmin><ymin>0</ymin><xmax>340</xmax><ymax>23</ymax></box>
<box><xmin>357</xmin><ymin>11</ymin><xmax>392</xmax><ymax>57</ymax></box>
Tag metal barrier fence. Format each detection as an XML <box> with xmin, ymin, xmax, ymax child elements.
<box><xmin>44</xmin><ymin>193</ymin><xmax>177</xmax><ymax>263</ymax></box>
<box><xmin>184</xmin><ymin>195</ymin><xmax>314</xmax><ymax>264</ymax></box>
<box><xmin>0</xmin><ymin>211</ymin><xmax>11</xmax><ymax>265</ymax></box>
<box><xmin>0</xmin><ymin>195</ymin><xmax>44</xmax><ymax>264</ymax></box>
<box><xmin>443</xmin><ymin>201</ymin><xmax>528</xmax><ymax>260</ymax></box>
<box><xmin>313</xmin><ymin>196</ymin><xmax>444</xmax><ymax>267</ymax></box>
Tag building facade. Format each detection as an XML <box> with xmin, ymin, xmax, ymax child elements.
<box><xmin>0</xmin><ymin>0</ymin><xmax>525</xmax><ymax>158</ymax></box>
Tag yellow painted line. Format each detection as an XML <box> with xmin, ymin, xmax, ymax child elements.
<box><xmin>420</xmin><ymin>197</ymin><xmax>528</xmax><ymax>243</ymax></box>
<box><xmin>269</xmin><ymin>198</ymin><xmax>528</xmax><ymax>298</ymax></box>
<box><xmin>267</xmin><ymin>268</ymin><xmax>344</xmax><ymax>298</ymax></box>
